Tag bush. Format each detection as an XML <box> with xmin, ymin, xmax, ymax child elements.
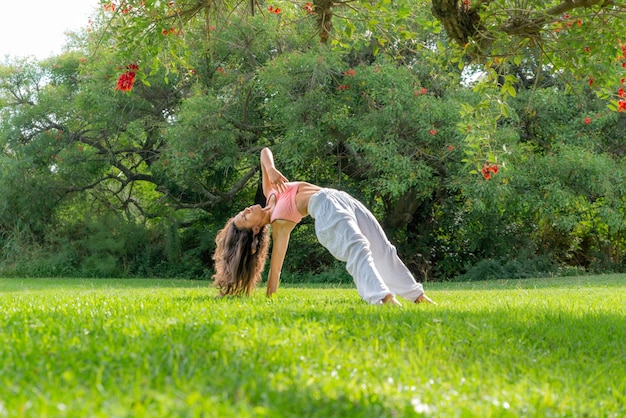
<box><xmin>1</xmin><ymin>246</ymin><xmax>80</xmax><ymax>278</ymax></box>
<box><xmin>459</xmin><ymin>255</ymin><xmax>557</xmax><ymax>282</ymax></box>
<box><xmin>280</xmin><ymin>261</ymin><xmax>352</xmax><ymax>284</ymax></box>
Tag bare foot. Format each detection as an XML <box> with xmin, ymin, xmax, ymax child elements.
<box><xmin>382</xmin><ymin>293</ymin><xmax>402</xmax><ymax>307</ymax></box>
<box><xmin>415</xmin><ymin>293</ymin><xmax>437</xmax><ymax>304</ymax></box>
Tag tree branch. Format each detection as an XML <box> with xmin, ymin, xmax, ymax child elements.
<box><xmin>546</xmin><ymin>0</ymin><xmax>612</xmax><ymax>16</ymax></box>
<box><xmin>431</xmin><ymin>0</ymin><xmax>616</xmax><ymax>54</ymax></box>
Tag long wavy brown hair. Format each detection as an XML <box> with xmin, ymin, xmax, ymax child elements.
<box><xmin>212</xmin><ymin>217</ymin><xmax>270</xmax><ymax>296</ymax></box>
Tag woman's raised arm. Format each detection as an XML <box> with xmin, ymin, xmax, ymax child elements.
<box><xmin>260</xmin><ymin>147</ymin><xmax>289</xmax><ymax>197</ymax></box>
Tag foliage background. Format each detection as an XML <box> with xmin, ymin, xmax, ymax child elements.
<box><xmin>0</xmin><ymin>0</ymin><xmax>625</xmax><ymax>281</ymax></box>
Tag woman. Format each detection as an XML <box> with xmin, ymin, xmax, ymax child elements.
<box><xmin>212</xmin><ymin>148</ymin><xmax>435</xmax><ymax>306</ymax></box>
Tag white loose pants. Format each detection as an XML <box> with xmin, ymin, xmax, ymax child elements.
<box><xmin>308</xmin><ymin>189</ymin><xmax>424</xmax><ymax>304</ymax></box>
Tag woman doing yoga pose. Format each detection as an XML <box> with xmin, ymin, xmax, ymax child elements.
<box><xmin>212</xmin><ymin>148</ymin><xmax>435</xmax><ymax>306</ymax></box>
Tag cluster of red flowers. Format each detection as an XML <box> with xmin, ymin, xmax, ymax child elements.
<box><xmin>337</xmin><ymin>69</ymin><xmax>356</xmax><ymax>91</ymax></box>
<box><xmin>414</xmin><ymin>87</ymin><xmax>428</xmax><ymax>96</ymax></box>
<box><xmin>268</xmin><ymin>5</ymin><xmax>281</xmax><ymax>14</ymax></box>
<box><xmin>103</xmin><ymin>1</ymin><xmax>132</xmax><ymax>14</ymax></box>
<box><xmin>587</xmin><ymin>43</ymin><xmax>626</xmax><ymax>115</ymax></box>
<box><xmin>429</xmin><ymin>129</ymin><xmax>437</xmax><ymax>136</ymax></box>
<box><xmin>553</xmin><ymin>13</ymin><xmax>583</xmax><ymax>32</ymax></box>
<box><xmin>161</xmin><ymin>27</ymin><xmax>179</xmax><ymax>36</ymax></box>
<box><xmin>619</xmin><ymin>44</ymin><xmax>626</xmax><ymax>112</ymax></box>
<box><xmin>303</xmin><ymin>2</ymin><xmax>315</xmax><ymax>14</ymax></box>
<box><xmin>481</xmin><ymin>163</ymin><xmax>499</xmax><ymax>180</ymax></box>
<box><xmin>115</xmin><ymin>63</ymin><xmax>138</xmax><ymax>92</ymax></box>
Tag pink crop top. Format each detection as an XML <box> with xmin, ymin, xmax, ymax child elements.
<box><xmin>268</xmin><ymin>182</ymin><xmax>304</xmax><ymax>223</ymax></box>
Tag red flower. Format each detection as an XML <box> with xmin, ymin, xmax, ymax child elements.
<box><xmin>618</xmin><ymin>100</ymin><xmax>626</xmax><ymax>113</ymax></box>
<box><xmin>303</xmin><ymin>2</ymin><xmax>315</xmax><ymax>14</ymax></box>
<box><xmin>337</xmin><ymin>84</ymin><xmax>350</xmax><ymax>91</ymax></box>
<box><xmin>583</xmin><ymin>117</ymin><xmax>591</xmax><ymax>124</ymax></box>
<box><xmin>588</xmin><ymin>77</ymin><xmax>594</xmax><ymax>87</ymax></box>
<box><xmin>619</xmin><ymin>88</ymin><xmax>625</xmax><ymax>98</ymax></box>
<box><xmin>217</xmin><ymin>67</ymin><xmax>226</xmax><ymax>75</ymax></box>
<box><xmin>414</xmin><ymin>87</ymin><xmax>428</xmax><ymax>96</ymax></box>
<box><xmin>115</xmin><ymin>64</ymin><xmax>138</xmax><ymax>92</ymax></box>
<box><xmin>162</xmin><ymin>27</ymin><xmax>179</xmax><ymax>36</ymax></box>
<box><xmin>115</xmin><ymin>72</ymin><xmax>135</xmax><ymax>92</ymax></box>
<box><xmin>103</xmin><ymin>2</ymin><xmax>116</xmax><ymax>12</ymax></box>
<box><xmin>481</xmin><ymin>163</ymin><xmax>499</xmax><ymax>180</ymax></box>
<box><xmin>342</xmin><ymin>69</ymin><xmax>356</xmax><ymax>76</ymax></box>
<box><xmin>429</xmin><ymin>129</ymin><xmax>437</xmax><ymax>135</ymax></box>
<box><xmin>268</xmin><ymin>5</ymin><xmax>281</xmax><ymax>14</ymax></box>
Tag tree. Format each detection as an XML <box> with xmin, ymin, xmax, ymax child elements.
<box><xmin>94</xmin><ymin>0</ymin><xmax>625</xmax><ymax>169</ymax></box>
<box><xmin>1</xmin><ymin>0</ymin><xmax>625</xmax><ymax>280</ymax></box>
<box><xmin>431</xmin><ymin>0</ymin><xmax>626</xmax><ymax>101</ymax></box>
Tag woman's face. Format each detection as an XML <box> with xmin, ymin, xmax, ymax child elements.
<box><xmin>233</xmin><ymin>204</ymin><xmax>265</xmax><ymax>233</ymax></box>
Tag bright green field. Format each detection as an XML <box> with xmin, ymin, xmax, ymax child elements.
<box><xmin>1</xmin><ymin>276</ymin><xmax>624</xmax><ymax>417</ymax></box>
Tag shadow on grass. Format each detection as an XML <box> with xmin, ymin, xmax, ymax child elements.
<box><xmin>193</xmin><ymin>300</ymin><xmax>625</xmax><ymax>415</ymax></box>
<box><xmin>4</xmin><ymin>277</ymin><xmax>624</xmax><ymax>416</ymax></box>
<box><xmin>112</xmin><ymin>299</ymin><xmax>624</xmax><ymax>416</ymax></box>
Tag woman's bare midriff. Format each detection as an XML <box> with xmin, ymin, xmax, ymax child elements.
<box><xmin>294</xmin><ymin>182</ymin><xmax>322</xmax><ymax>217</ymax></box>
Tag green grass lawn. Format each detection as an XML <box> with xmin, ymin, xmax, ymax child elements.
<box><xmin>1</xmin><ymin>276</ymin><xmax>624</xmax><ymax>417</ymax></box>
